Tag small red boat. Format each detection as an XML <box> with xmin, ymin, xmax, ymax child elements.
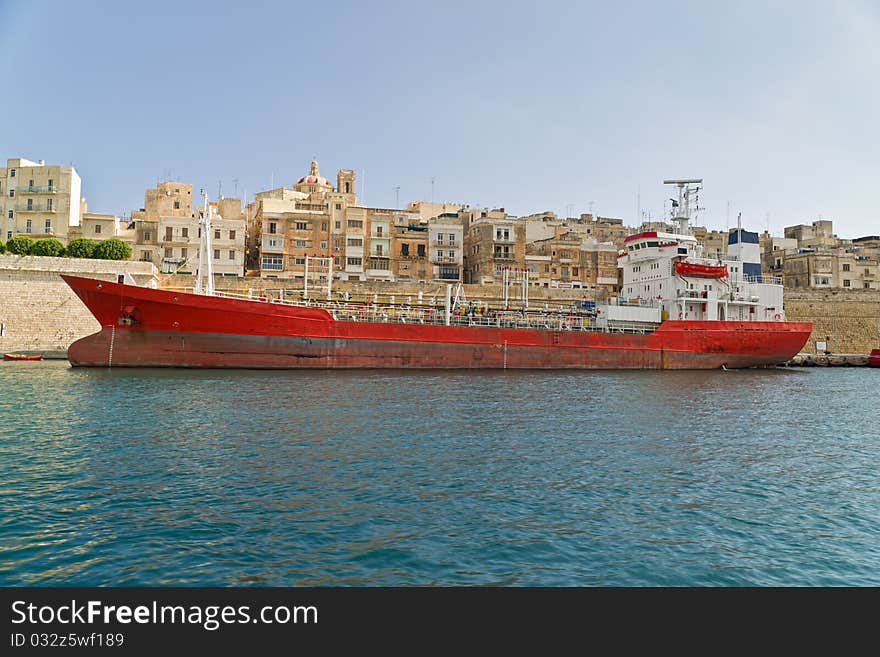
<box><xmin>3</xmin><ymin>353</ymin><xmax>43</xmax><ymax>361</ymax></box>
<box><xmin>869</xmin><ymin>349</ymin><xmax>880</xmax><ymax>368</ymax></box>
<box><xmin>674</xmin><ymin>261</ymin><xmax>729</xmax><ymax>278</ymax></box>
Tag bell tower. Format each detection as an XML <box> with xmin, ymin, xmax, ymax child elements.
<box><xmin>337</xmin><ymin>169</ymin><xmax>356</xmax><ymax>201</ymax></box>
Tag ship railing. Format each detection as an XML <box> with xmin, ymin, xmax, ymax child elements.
<box><xmin>208</xmin><ymin>290</ymin><xmax>659</xmax><ymax>334</ymax></box>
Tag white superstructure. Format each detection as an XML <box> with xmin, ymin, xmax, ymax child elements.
<box><xmin>610</xmin><ymin>180</ymin><xmax>785</xmax><ymax>324</ymax></box>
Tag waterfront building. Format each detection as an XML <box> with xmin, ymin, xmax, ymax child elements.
<box><xmin>784</xmin><ymin>220</ymin><xmax>841</xmax><ymax>250</ymax></box>
<box><xmin>782</xmin><ymin>250</ymin><xmax>878</xmax><ymax>290</ymax></box>
<box><xmin>427</xmin><ymin>218</ymin><xmax>463</xmax><ymax>282</ymax></box>
<box><xmin>252</xmin><ymin>161</ymin><xmax>430</xmax><ymax>283</ymax></box>
<box><xmin>523</xmin><ymin>231</ymin><xmax>620</xmax><ymax>297</ymax></box>
<box><xmin>0</xmin><ymin>157</ymin><xmax>81</xmax><ymax>243</ymax></box>
<box><xmin>463</xmin><ymin>213</ymin><xmax>526</xmax><ymax>284</ymax></box>
<box><xmin>129</xmin><ymin>180</ymin><xmax>244</xmax><ymax>275</ymax></box>
<box><xmin>392</xmin><ymin>220</ymin><xmax>429</xmax><ymax>282</ymax></box>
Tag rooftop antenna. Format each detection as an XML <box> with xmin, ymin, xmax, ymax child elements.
<box><xmin>637</xmin><ymin>186</ymin><xmax>641</xmax><ymax>226</ymax></box>
<box><xmin>233</xmin><ymin>178</ymin><xmax>239</xmax><ymax>198</ymax></box>
<box><xmin>218</xmin><ymin>180</ymin><xmax>222</xmax><ymax>200</ymax></box>
<box><xmin>395</xmin><ymin>185</ymin><xmax>400</xmax><ymax>209</ymax></box>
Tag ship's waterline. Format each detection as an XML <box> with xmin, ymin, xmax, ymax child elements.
<box><xmin>1</xmin><ymin>361</ymin><xmax>879</xmax><ymax>586</ymax></box>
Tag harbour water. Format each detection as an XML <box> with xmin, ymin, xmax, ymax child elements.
<box><xmin>1</xmin><ymin>361</ymin><xmax>878</xmax><ymax>586</ymax></box>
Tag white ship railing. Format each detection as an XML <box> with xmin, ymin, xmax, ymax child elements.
<box><xmin>204</xmin><ymin>289</ymin><xmax>658</xmax><ymax>334</ymax></box>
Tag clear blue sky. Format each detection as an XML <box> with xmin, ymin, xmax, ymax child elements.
<box><xmin>2</xmin><ymin>0</ymin><xmax>878</xmax><ymax>237</ymax></box>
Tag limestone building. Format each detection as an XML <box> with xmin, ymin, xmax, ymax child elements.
<box><xmin>0</xmin><ymin>157</ymin><xmax>81</xmax><ymax>243</ymax></box>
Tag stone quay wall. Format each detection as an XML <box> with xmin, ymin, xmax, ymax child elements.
<box><xmin>0</xmin><ymin>256</ymin><xmax>157</xmax><ymax>354</ymax></box>
<box><xmin>783</xmin><ymin>288</ymin><xmax>880</xmax><ymax>355</ymax></box>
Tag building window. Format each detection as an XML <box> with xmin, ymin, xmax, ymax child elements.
<box><xmin>44</xmin><ymin>219</ymin><xmax>51</xmax><ymax>233</ymax></box>
<box><xmin>141</xmin><ymin>251</ymin><xmax>151</xmax><ymax>262</ymax></box>
<box><xmin>449</xmin><ymin>234</ymin><xmax>456</xmax><ymax>243</ymax></box>
<box><xmin>843</xmin><ymin>263</ymin><xmax>851</xmax><ymax>272</ymax></box>
<box><xmin>296</xmin><ymin>222</ymin><xmax>308</xmax><ymax>230</ymax></box>
<box><xmin>165</xmin><ymin>227</ymin><xmax>173</xmax><ymax>240</ymax></box>
<box><xmin>347</xmin><ymin>220</ymin><xmax>363</xmax><ymax>229</ymax></box>
<box><xmin>294</xmin><ymin>257</ymin><xmax>306</xmax><ymax>265</ymax></box>
<box><xmin>376</xmin><ymin>226</ymin><xmax>383</xmax><ymax>237</ymax></box>
<box><xmin>28</xmin><ymin>179</ymin><xmax>34</xmax><ymax>189</ymax></box>
<box><xmin>9</xmin><ymin>168</ymin><xmax>14</xmax><ymax>177</ymax></box>
<box><xmin>26</xmin><ymin>219</ymin><xmax>32</xmax><ymax>233</ymax></box>
<box><xmin>295</xmin><ymin>239</ymin><xmax>307</xmax><ymax>248</ymax></box>
<box><xmin>174</xmin><ymin>201</ymin><xmax>180</xmax><ymax>209</ymax></box>
<box><xmin>229</xmin><ymin>250</ymin><xmax>235</xmax><ymax>260</ymax></box>
<box><xmin>335</xmin><ymin>221</ymin><xmax>341</xmax><ymax>229</ymax></box>
<box><xmin>417</xmin><ymin>244</ymin><xmax>425</xmax><ymax>257</ymax></box>
<box><xmin>843</xmin><ymin>279</ymin><xmax>851</xmax><ymax>287</ymax></box>
<box><xmin>321</xmin><ymin>222</ymin><xmax>328</xmax><ymax>231</ymax></box>
<box><xmin>347</xmin><ymin>238</ymin><xmax>362</xmax><ymax>247</ymax></box>
<box><xmin>47</xmin><ymin>179</ymin><xmax>53</xmax><ymax>191</ymax></box>
<box><xmin>347</xmin><ymin>257</ymin><xmax>362</xmax><ymax>266</ymax></box>
<box><xmin>27</xmin><ymin>198</ymin><xmax>33</xmax><ymax>210</ymax></box>
<box><xmin>7</xmin><ymin>210</ymin><xmax>12</xmax><ymax>219</ymax></box>
<box><xmin>375</xmin><ymin>244</ymin><xmax>383</xmax><ymax>256</ymax></box>
<box><xmin>165</xmin><ymin>247</ymin><xmax>173</xmax><ymax>258</ymax></box>
<box><xmin>213</xmin><ymin>249</ymin><xmax>220</xmax><ymax>260</ymax></box>
<box><xmin>228</xmin><ymin>230</ymin><xmax>235</xmax><ymax>240</ymax></box>
<box><xmin>320</xmin><ymin>241</ymin><xmax>327</xmax><ymax>249</ymax></box>
<box><xmin>335</xmin><ymin>203</ymin><xmax>342</xmax><ymax>210</ymax></box>
<box><xmin>401</xmin><ymin>243</ymin><xmax>410</xmax><ymax>256</ymax></box>
<box><xmin>437</xmin><ymin>251</ymin><xmax>443</xmax><ymax>258</ymax></box>
<box><xmin>181</xmin><ymin>227</ymin><xmax>188</xmax><ymax>238</ymax></box>
<box><xmin>268</xmin><ymin>222</ymin><xmax>277</xmax><ymax>234</ymax></box>
<box><xmin>214</xmin><ymin>230</ymin><xmax>220</xmax><ymax>239</ymax></box>
<box><xmin>144</xmin><ymin>231</ymin><xmax>151</xmax><ymax>241</ymax></box>
<box><xmin>261</xmin><ymin>256</ymin><xmax>283</xmax><ymax>270</ymax></box>
<box><xmin>46</xmin><ymin>198</ymin><xmax>52</xmax><ymax>211</ymax></box>
<box><xmin>334</xmin><ymin>239</ymin><xmax>341</xmax><ymax>249</ymax></box>
<box><xmin>6</xmin><ymin>231</ymin><xmax>11</xmax><ymax>240</ymax></box>
<box><xmin>181</xmin><ymin>247</ymin><xmax>187</xmax><ymax>258</ymax></box>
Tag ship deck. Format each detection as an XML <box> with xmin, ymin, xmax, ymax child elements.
<box><xmin>210</xmin><ymin>290</ymin><xmax>661</xmax><ymax>335</ymax></box>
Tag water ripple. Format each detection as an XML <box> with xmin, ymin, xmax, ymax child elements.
<box><xmin>1</xmin><ymin>362</ymin><xmax>879</xmax><ymax>585</ymax></box>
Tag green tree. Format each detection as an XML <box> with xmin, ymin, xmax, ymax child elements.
<box><xmin>0</xmin><ymin>240</ymin><xmax>5</xmax><ymax>254</ymax></box>
<box><xmin>92</xmin><ymin>238</ymin><xmax>132</xmax><ymax>261</ymax></box>
<box><xmin>30</xmin><ymin>238</ymin><xmax>66</xmax><ymax>257</ymax></box>
<box><xmin>6</xmin><ymin>236</ymin><xmax>34</xmax><ymax>255</ymax></box>
<box><xmin>66</xmin><ymin>238</ymin><xmax>98</xmax><ymax>259</ymax></box>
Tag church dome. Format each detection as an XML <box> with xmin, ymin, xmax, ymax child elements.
<box><xmin>296</xmin><ymin>160</ymin><xmax>331</xmax><ymax>188</ymax></box>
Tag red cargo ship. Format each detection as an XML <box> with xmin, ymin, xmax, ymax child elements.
<box><xmin>63</xmin><ymin>181</ymin><xmax>811</xmax><ymax>369</ymax></box>
<box><xmin>63</xmin><ymin>274</ymin><xmax>810</xmax><ymax>369</ymax></box>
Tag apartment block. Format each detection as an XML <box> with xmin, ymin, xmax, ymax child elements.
<box><xmin>0</xmin><ymin>157</ymin><xmax>81</xmax><ymax>243</ymax></box>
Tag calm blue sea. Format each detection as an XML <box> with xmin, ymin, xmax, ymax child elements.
<box><xmin>1</xmin><ymin>361</ymin><xmax>878</xmax><ymax>586</ymax></box>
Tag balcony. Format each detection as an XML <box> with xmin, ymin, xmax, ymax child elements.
<box><xmin>433</xmin><ymin>256</ymin><xmax>458</xmax><ymax>264</ymax></box>
<box><xmin>17</xmin><ymin>185</ymin><xmax>57</xmax><ymax>194</ymax></box>
<box><xmin>17</xmin><ymin>205</ymin><xmax>57</xmax><ymax>213</ymax></box>
<box><xmin>493</xmin><ymin>237</ymin><xmax>515</xmax><ymax>244</ymax></box>
<box><xmin>432</xmin><ymin>240</ymin><xmax>457</xmax><ymax>247</ymax></box>
<box><xmin>493</xmin><ymin>252</ymin><xmax>515</xmax><ymax>260</ymax></box>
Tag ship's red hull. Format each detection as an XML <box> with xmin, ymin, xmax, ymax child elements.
<box><xmin>62</xmin><ymin>275</ymin><xmax>812</xmax><ymax>369</ymax></box>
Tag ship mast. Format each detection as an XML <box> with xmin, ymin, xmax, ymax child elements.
<box><xmin>663</xmin><ymin>178</ymin><xmax>702</xmax><ymax>235</ymax></box>
<box><xmin>195</xmin><ymin>188</ymin><xmax>215</xmax><ymax>296</ymax></box>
